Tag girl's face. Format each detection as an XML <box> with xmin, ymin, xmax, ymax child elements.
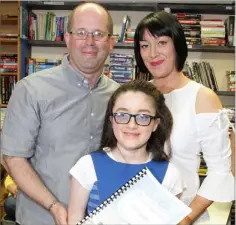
<box><xmin>111</xmin><ymin>91</ymin><xmax>159</xmax><ymax>151</ymax></box>
<box><xmin>139</xmin><ymin>29</ymin><xmax>177</xmax><ymax>79</ymax></box>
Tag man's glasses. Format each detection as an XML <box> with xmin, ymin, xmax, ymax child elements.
<box><xmin>69</xmin><ymin>29</ymin><xmax>111</xmax><ymax>42</ymax></box>
<box><xmin>112</xmin><ymin>112</ymin><xmax>157</xmax><ymax>126</ymax></box>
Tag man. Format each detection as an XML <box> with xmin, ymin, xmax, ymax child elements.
<box><xmin>1</xmin><ymin>2</ymin><xmax>119</xmax><ymax>225</ymax></box>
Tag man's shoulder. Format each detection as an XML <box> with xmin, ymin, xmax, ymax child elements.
<box><xmin>19</xmin><ymin>65</ymin><xmax>63</xmax><ymax>90</ymax></box>
<box><xmin>102</xmin><ymin>75</ymin><xmax>120</xmax><ymax>89</ymax></box>
<box><xmin>24</xmin><ymin>65</ymin><xmax>62</xmax><ymax>82</ymax></box>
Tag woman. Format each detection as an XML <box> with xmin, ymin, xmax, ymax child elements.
<box><xmin>68</xmin><ymin>80</ymin><xmax>184</xmax><ymax>224</ymax></box>
<box><xmin>134</xmin><ymin>11</ymin><xmax>234</xmax><ymax>224</ymax></box>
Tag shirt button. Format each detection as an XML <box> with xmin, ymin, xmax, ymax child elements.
<box><xmin>90</xmin><ymin>91</ymin><xmax>93</xmax><ymax>94</ymax></box>
<box><xmin>90</xmin><ymin>136</ymin><xmax>93</xmax><ymax>139</ymax></box>
<box><xmin>77</xmin><ymin>83</ymin><xmax>81</xmax><ymax>87</ymax></box>
<box><xmin>91</xmin><ymin>113</ymin><xmax>94</xmax><ymax>117</ymax></box>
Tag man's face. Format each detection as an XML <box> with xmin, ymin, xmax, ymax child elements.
<box><xmin>64</xmin><ymin>6</ymin><xmax>114</xmax><ymax>77</ymax></box>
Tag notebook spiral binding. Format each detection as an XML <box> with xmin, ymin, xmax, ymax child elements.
<box><xmin>77</xmin><ymin>167</ymin><xmax>148</xmax><ymax>225</ymax></box>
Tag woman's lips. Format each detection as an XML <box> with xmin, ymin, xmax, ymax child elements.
<box><xmin>150</xmin><ymin>60</ymin><xmax>164</xmax><ymax>66</ymax></box>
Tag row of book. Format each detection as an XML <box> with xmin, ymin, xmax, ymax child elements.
<box><xmin>21</xmin><ymin>9</ymin><xmax>235</xmax><ymax>47</ymax></box>
<box><xmin>1</xmin><ymin>75</ymin><xmax>16</xmax><ymax>104</ymax></box>
<box><xmin>117</xmin><ymin>13</ymin><xmax>234</xmax><ymax>47</ymax></box>
<box><xmin>25</xmin><ymin>57</ymin><xmax>233</xmax><ymax>95</ymax></box>
<box><xmin>28</xmin><ymin>11</ymin><xmax>68</xmax><ymax>41</ymax></box>
<box><xmin>0</xmin><ymin>54</ymin><xmax>18</xmax><ymax>73</ymax></box>
<box><xmin>27</xmin><ymin>58</ymin><xmax>62</xmax><ymax>75</ymax></box>
<box><xmin>183</xmin><ymin>61</ymin><xmax>218</xmax><ymax>91</ymax></box>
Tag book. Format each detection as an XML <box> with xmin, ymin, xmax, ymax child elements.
<box><xmin>77</xmin><ymin>167</ymin><xmax>191</xmax><ymax>225</ymax></box>
<box><xmin>225</xmin><ymin>15</ymin><xmax>235</xmax><ymax>46</ymax></box>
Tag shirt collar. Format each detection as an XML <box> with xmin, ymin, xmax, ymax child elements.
<box><xmin>62</xmin><ymin>54</ymin><xmax>103</xmax><ymax>89</ymax></box>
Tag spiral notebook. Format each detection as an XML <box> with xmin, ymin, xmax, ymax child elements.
<box><xmin>77</xmin><ymin>167</ymin><xmax>191</xmax><ymax>225</ymax></box>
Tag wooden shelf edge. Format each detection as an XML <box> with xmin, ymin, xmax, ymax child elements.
<box><xmin>0</xmin><ymin>72</ymin><xmax>17</xmax><ymax>76</ymax></box>
<box><xmin>0</xmin><ymin>39</ymin><xmax>18</xmax><ymax>42</ymax></box>
<box><xmin>0</xmin><ymin>104</ymin><xmax>8</xmax><ymax>108</ymax></box>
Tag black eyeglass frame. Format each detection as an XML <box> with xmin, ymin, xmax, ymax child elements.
<box><xmin>112</xmin><ymin>112</ymin><xmax>158</xmax><ymax>126</ymax></box>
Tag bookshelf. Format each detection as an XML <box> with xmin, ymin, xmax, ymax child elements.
<box><xmin>23</xmin><ymin>1</ymin><xmax>235</xmax><ymax>102</ymax></box>
<box><xmin>0</xmin><ymin>1</ymin><xmax>21</xmax><ymax>108</ymax></box>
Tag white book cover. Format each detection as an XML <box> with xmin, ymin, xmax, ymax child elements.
<box><xmin>78</xmin><ymin>167</ymin><xmax>192</xmax><ymax>225</ymax></box>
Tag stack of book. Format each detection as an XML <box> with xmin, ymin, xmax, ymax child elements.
<box><xmin>0</xmin><ymin>54</ymin><xmax>17</xmax><ymax>73</ymax></box>
<box><xmin>226</xmin><ymin>71</ymin><xmax>235</xmax><ymax>92</ymax></box>
<box><xmin>175</xmin><ymin>13</ymin><xmax>201</xmax><ymax>46</ymax></box>
<box><xmin>200</xmin><ymin>19</ymin><xmax>226</xmax><ymax>46</ymax></box>
<box><xmin>0</xmin><ymin>33</ymin><xmax>18</xmax><ymax>40</ymax></box>
<box><xmin>109</xmin><ymin>53</ymin><xmax>134</xmax><ymax>84</ymax></box>
<box><xmin>225</xmin><ymin>15</ymin><xmax>235</xmax><ymax>46</ymax></box>
<box><xmin>124</xmin><ymin>28</ymin><xmax>135</xmax><ymax>43</ymax></box>
<box><xmin>27</xmin><ymin>58</ymin><xmax>62</xmax><ymax>75</ymax></box>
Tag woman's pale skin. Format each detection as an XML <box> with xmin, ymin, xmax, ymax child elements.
<box><xmin>139</xmin><ymin>29</ymin><xmax>234</xmax><ymax>225</ymax></box>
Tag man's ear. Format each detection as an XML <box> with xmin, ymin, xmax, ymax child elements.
<box><xmin>109</xmin><ymin>35</ymin><xmax>116</xmax><ymax>52</ymax></box>
<box><xmin>153</xmin><ymin>118</ymin><xmax>160</xmax><ymax>132</ymax></box>
<box><xmin>64</xmin><ymin>32</ymin><xmax>70</xmax><ymax>48</ymax></box>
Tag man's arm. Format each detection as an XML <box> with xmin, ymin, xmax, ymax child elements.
<box><xmin>3</xmin><ymin>155</ymin><xmax>68</xmax><ymax>225</ymax></box>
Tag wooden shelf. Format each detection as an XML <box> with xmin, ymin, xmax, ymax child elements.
<box><xmin>0</xmin><ymin>39</ymin><xmax>18</xmax><ymax>43</ymax></box>
<box><xmin>0</xmin><ymin>15</ymin><xmax>18</xmax><ymax>21</ymax></box>
<box><xmin>0</xmin><ymin>104</ymin><xmax>7</xmax><ymax>108</ymax></box>
<box><xmin>0</xmin><ymin>52</ymin><xmax>17</xmax><ymax>55</ymax></box>
<box><xmin>0</xmin><ymin>72</ymin><xmax>17</xmax><ymax>76</ymax></box>
<box><xmin>28</xmin><ymin>40</ymin><xmax>235</xmax><ymax>53</ymax></box>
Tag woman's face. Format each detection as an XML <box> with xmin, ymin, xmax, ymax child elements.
<box><xmin>111</xmin><ymin>91</ymin><xmax>159</xmax><ymax>151</ymax></box>
<box><xmin>139</xmin><ymin>29</ymin><xmax>177</xmax><ymax>79</ymax></box>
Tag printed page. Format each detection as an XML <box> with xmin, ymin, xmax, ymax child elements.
<box><xmin>80</xmin><ymin>168</ymin><xmax>191</xmax><ymax>225</ymax></box>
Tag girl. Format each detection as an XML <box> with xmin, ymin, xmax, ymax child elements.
<box><xmin>68</xmin><ymin>80</ymin><xmax>185</xmax><ymax>224</ymax></box>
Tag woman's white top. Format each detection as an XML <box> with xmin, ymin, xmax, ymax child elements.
<box><xmin>163</xmin><ymin>81</ymin><xmax>234</xmax><ymax>204</ymax></box>
<box><xmin>70</xmin><ymin>151</ymin><xmax>184</xmax><ymax>197</ymax></box>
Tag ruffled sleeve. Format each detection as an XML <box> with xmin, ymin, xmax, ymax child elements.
<box><xmin>195</xmin><ymin>109</ymin><xmax>234</xmax><ymax>202</ymax></box>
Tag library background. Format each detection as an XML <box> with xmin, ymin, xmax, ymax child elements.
<box><xmin>0</xmin><ymin>0</ymin><xmax>235</xmax><ymax>224</ymax></box>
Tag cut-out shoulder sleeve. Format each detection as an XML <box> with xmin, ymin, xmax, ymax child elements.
<box><xmin>195</xmin><ymin>109</ymin><xmax>234</xmax><ymax>202</ymax></box>
<box><xmin>69</xmin><ymin>155</ymin><xmax>97</xmax><ymax>190</ymax></box>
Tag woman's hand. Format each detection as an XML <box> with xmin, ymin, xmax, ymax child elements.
<box><xmin>178</xmin><ymin>216</ymin><xmax>193</xmax><ymax>225</ymax></box>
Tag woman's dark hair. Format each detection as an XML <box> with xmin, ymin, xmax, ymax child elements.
<box><xmin>99</xmin><ymin>80</ymin><xmax>173</xmax><ymax>161</ymax></box>
<box><xmin>134</xmin><ymin>11</ymin><xmax>188</xmax><ymax>73</ymax></box>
